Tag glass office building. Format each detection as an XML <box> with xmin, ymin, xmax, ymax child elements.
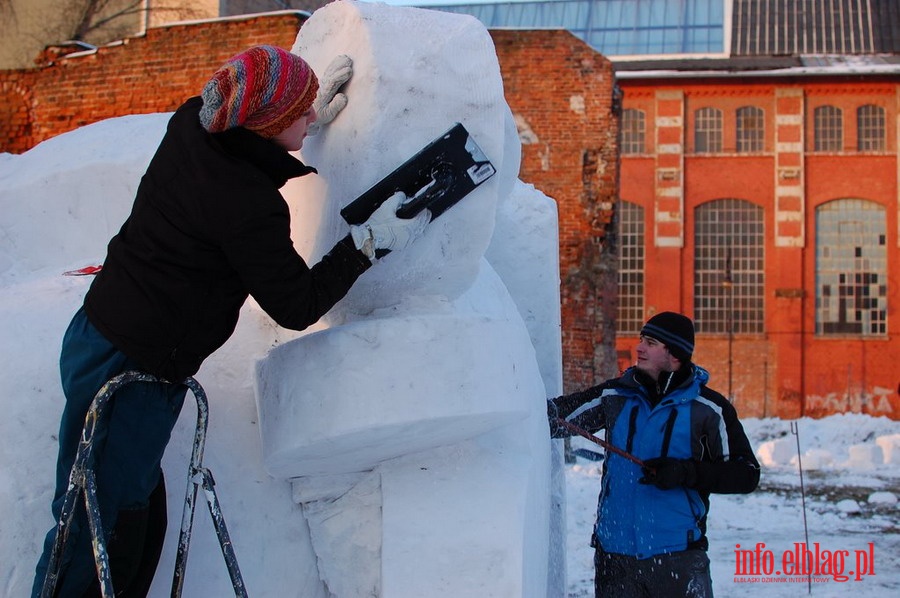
<box><xmin>427</xmin><ymin>0</ymin><xmax>727</xmax><ymax>57</ymax></box>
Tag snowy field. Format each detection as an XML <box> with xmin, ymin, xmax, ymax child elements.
<box><xmin>563</xmin><ymin>413</ymin><xmax>900</xmax><ymax>597</ymax></box>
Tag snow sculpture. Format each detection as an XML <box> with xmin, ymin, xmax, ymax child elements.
<box><xmin>284</xmin><ymin>1</ymin><xmax>516</xmax><ymax>314</ymax></box>
<box><xmin>254</xmin><ymin>2</ymin><xmax>560</xmax><ymax>596</ymax></box>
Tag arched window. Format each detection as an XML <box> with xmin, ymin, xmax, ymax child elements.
<box><xmin>815</xmin><ymin>199</ymin><xmax>887</xmax><ymax>335</ymax></box>
<box><xmin>694</xmin><ymin>199</ymin><xmax>764</xmax><ymax>334</ymax></box>
<box><xmin>694</xmin><ymin>107</ymin><xmax>722</xmax><ymax>153</ymax></box>
<box><xmin>813</xmin><ymin>105</ymin><xmax>842</xmax><ymax>151</ymax></box>
<box><xmin>621</xmin><ymin>109</ymin><xmax>646</xmax><ymax>155</ymax></box>
<box><xmin>736</xmin><ymin>106</ymin><xmax>764</xmax><ymax>152</ymax></box>
<box><xmin>857</xmin><ymin>105</ymin><xmax>885</xmax><ymax>151</ymax></box>
<box><xmin>617</xmin><ymin>201</ymin><xmax>645</xmax><ymax>333</ymax></box>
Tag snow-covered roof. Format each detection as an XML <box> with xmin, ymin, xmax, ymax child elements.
<box><xmin>614</xmin><ymin>53</ymin><xmax>900</xmax><ymax>79</ymax></box>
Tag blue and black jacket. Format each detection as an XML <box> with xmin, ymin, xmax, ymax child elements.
<box><xmin>549</xmin><ymin>364</ymin><xmax>760</xmax><ymax>559</ymax></box>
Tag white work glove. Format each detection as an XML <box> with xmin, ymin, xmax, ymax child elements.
<box><xmin>307</xmin><ymin>55</ymin><xmax>353</xmax><ymax>136</ymax></box>
<box><xmin>350</xmin><ymin>192</ymin><xmax>431</xmax><ymax>260</ymax></box>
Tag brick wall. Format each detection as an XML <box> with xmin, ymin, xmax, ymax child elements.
<box><xmin>0</xmin><ymin>12</ymin><xmax>308</xmax><ymax>153</ymax></box>
<box><xmin>491</xmin><ymin>30</ymin><xmax>619</xmax><ymax>392</ymax></box>
<box><xmin>0</xmin><ymin>18</ymin><xmax>620</xmax><ymax>395</ymax></box>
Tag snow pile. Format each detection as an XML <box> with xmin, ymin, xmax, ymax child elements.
<box><xmin>0</xmin><ymin>114</ymin><xmax>169</xmax><ymax>281</ymax></box>
<box><xmin>753</xmin><ymin>414</ymin><xmax>900</xmax><ymax>470</ymax></box>
<box><xmin>867</xmin><ymin>491</ymin><xmax>898</xmax><ymax>505</ymax></box>
<box><xmin>836</xmin><ymin>498</ymin><xmax>862</xmax><ymax>514</ymax></box>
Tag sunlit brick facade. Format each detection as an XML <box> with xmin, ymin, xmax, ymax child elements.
<box><xmin>615</xmin><ymin>73</ymin><xmax>900</xmax><ymax>419</ymax></box>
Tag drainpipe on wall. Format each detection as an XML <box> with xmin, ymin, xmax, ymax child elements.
<box><xmin>141</xmin><ymin>0</ymin><xmax>150</xmax><ymax>35</ymax></box>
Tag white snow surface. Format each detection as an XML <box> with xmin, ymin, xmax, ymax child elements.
<box><xmin>1</xmin><ymin>2</ymin><xmax>899</xmax><ymax>597</ymax></box>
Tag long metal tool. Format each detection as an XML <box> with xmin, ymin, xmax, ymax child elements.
<box><xmin>791</xmin><ymin>420</ymin><xmax>812</xmax><ymax>595</ymax></box>
<box><xmin>555</xmin><ymin>417</ymin><xmax>647</xmax><ymax>468</ymax></box>
<box><xmin>172</xmin><ymin>377</ymin><xmax>247</xmax><ymax>598</ymax></box>
<box><xmin>41</xmin><ymin>371</ymin><xmax>157</xmax><ymax>598</ymax></box>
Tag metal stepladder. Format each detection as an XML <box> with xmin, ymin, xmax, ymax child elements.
<box><xmin>40</xmin><ymin>371</ymin><xmax>248</xmax><ymax>598</ymax></box>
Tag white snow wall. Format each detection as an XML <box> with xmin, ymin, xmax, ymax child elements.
<box><xmin>486</xmin><ymin>181</ymin><xmax>567</xmax><ymax>597</ymax></box>
<box><xmin>0</xmin><ymin>115</ymin><xmax>334</xmax><ymax>597</ymax></box>
<box><xmin>254</xmin><ymin>2</ymin><xmax>559</xmax><ymax>596</ymax></box>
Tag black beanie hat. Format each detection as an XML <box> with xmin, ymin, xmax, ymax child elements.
<box><xmin>641</xmin><ymin>312</ymin><xmax>695</xmax><ymax>363</ymax></box>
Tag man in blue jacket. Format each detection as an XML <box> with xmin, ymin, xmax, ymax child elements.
<box><xmin>549</xmin><ymin>311</ymin><xmax>760</xmax><ymax>597</ymax></box>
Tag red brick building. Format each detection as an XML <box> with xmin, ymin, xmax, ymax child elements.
<box><xmin>615</xmin><ymin>70</ymin><xmax>900</xmax><ymax>419</ymax></box>
<box><xmin>430</xmin><ymin>0</ymin><xmax>900</xmax><ymax>420</ymax></box>
<box><xmin>491</xmin><ymin>30</ymin><xmax>619</xmax><ymax>391</ymax></box>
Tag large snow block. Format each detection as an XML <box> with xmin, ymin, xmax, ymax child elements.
<box><xmin>286</xmin><ymin>0</ymin><xmax>519</xmax><ymax>317</ymax></box>
<box><xmin>486</xmin><ymin>180</ymin><xmax>562</xmax><ymax>396</ymax></box>
<box><xmin>0</xmin><ymin>114</ymin><xmax>167</xmax><ymax>280</ymax></box>
<box><xmin>876</xmin><ymin>433</ymin><xmax>900</xmax><ymax>464</ymax></box>
<box><xmin>847</xmin><ymin>442</ymin><xmax>883</xmax><ymax>468</ymax></box>
<box><xmin>255</xmin><ymin>312</ymin><xmax>534</xmax><ymax>478</ymax></box>
<box><xmin>756</xmin><ymin>437</ymin><xmax>796</xmax><ymax>466</ymax></box>
<box><xmin>380</xmin><ymin>444</ymin><xmax>544</xmax><ymax>598</ymax></box>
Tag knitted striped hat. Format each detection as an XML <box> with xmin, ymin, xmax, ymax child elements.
<box><xmin>641</xmin><ymin>312</ymin><xmax>695</xmax><ymax>363</ymax></box>
<box><xmin>199</xmin><ymin>45</ymin><xmax>319</xmax><ymax>139</ymax></box>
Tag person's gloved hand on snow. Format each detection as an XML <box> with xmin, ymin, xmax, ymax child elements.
<box><xmin>285</xmin><ymin>53</ymin><xmax>429</xmax><ymax>261</ymax></box>
<box><xmin>308</xmin><ymin>55</ymin><xmax>353</xmax><ymax>136</ymax></box>
<box><xmin>350</xmin><ymin>192</ymin><xmax>431</xmax><ymax>261</ymax></box>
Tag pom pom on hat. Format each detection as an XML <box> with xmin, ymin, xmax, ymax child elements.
<box><xmin>641</xmin><ymin>312</ymin><xmax>695</xmax><ymax>363</ymax></box>
<box><xmin>199</xmin><ymin>45</ymin><xmax>319</xmax><ymax>139</ymax></box>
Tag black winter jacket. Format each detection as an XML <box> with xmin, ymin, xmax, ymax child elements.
<box><xmin>549</xmin><ymin>365</ymin><xmax>760</xmax><ymax>557</ymax></box>
<box><xmin>84</xmin><ymin>97</ymin><xmax>371</xmax><ymax>381</ymax></box>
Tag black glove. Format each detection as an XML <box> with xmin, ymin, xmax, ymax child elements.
<box><xmin>546</xmin><ymin>400</ymin><xmax>564</xmax><ymax>436</ymax></box>
<box><xmin>547</xmin><ymin>399</ymin><xmax>559</xmax><ymax>421</ymax></box>
<box><xmin>639</xmin><ymin>457</ymin><xmax>697</xmax><ymax>490</ymax></box>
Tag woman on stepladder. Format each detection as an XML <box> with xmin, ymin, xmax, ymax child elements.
<box><xmin>33</xmin><ymin>45</ymin><xmax>430</xmax><ymax>597</ymax></box>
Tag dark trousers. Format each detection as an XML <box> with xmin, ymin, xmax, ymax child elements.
<box><xmin>594</xmin><ymin>547</ymin><xmax>713</xmax><ymax>598</ymax></box>
<box><xmin>32</xmin><ymin>307</ymin><xmax>186</xmax><ymax>597</ymax></box>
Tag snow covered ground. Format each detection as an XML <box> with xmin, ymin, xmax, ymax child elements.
<box><xmin>564</xmin><ymin>413</ymin><xmax>900</xmax><ymax>597</ymax></box>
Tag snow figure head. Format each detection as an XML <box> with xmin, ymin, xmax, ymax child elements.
<box><xmin>284</xmin><ymin>0</ymin><xmax>520</xmax><ymax>319</ymax></box>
